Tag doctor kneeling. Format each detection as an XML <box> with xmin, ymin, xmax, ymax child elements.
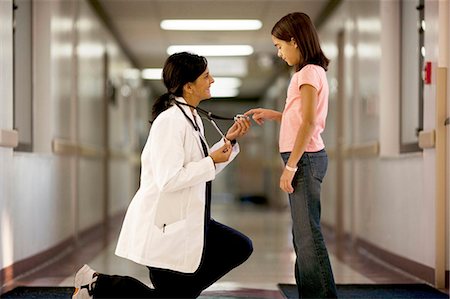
<box><xmin>72</xmin><ymin>52</ymin><xmax>253</xmax><ymax>299</ymax></box>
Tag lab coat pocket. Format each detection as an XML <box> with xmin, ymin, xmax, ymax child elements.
<box><xmin>152</xmin><ymin>219</ymin><xmax>188</xmax><ymax>266</ymax></box>
<box><xmin>157</xmin><ymin>219</ymin><xmax>187</xmax><ymax>235</ymax></box>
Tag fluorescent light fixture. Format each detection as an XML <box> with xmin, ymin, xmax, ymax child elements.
<box><xmin>77</xmin><ymin>42</ymin><xmax>104</xmax><ymax>58</ymax></box>
<box><xmin>357</xmin><ymin>18</ymin><xmax>381</xmax><ymax>33</ymax></box>
<box><xmin>357</xmin><ymin>43</ymin><xmax>381</xmax><ymax>59</ymax></box>
<box><xmin>141</xmin><ymin>68</ymin><xmax>163</xmax><ymax>80</ymax></box>
<box><xmin>161</xmin><ymin>19</ymin><xmax>262</xmax><ymax>31</ymax></box>
<box><xmin>123</xmin><ymin>68</ymin><xmax>141</xmax><ymax>80</ymax></box>
<box><xmin>213</xmin><ymin>77</ymin><xmax>242</xmax><ymax>89</ymax></box>
<box><xmin>207</xmin><ymin>57</ymin><xmax>248</xmax><ymax>77</ymax></box>
<box><xmin>210</xmin><ymin>77</ymin><xmax>241</xmax><ymax>98</ymax></box>
<box><xmin>167</xmin><ymin>45</ymin><xmax>253</xmax><ymax>57</ymax></box>
<box><xmin>210</xmin><ymin>86</ymin><xmax>239</xmax><ymax>98</ymax></box>
<box><xmin>321</xmin><ymin>43</ymin><xmax>337</xmax><ymax>60</ymax></box>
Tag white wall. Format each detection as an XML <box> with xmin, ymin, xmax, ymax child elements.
<box><xmin>0</xmin><ymin>0</ymin><xmax>148</xmax><ymax>274</ymax></box>
<box><xmin>319</xmin><ymin>0</ymin><xmax>444</xmax><ymax>276</ymax></box>
<box><xmin>0</xmin><ymin>0</ymin><xmax>15</xmax><ymax>272</ymax></box>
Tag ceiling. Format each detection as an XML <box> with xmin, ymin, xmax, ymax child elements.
<box><xmin>94</xmin><ymin>0</ymin><xmax>333</xmax><ymax>101</ymax></box>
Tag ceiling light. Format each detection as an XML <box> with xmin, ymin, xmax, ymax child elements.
<box><xmin>77</xmin><ymin>43</ymin><xmax>104</xmax><ymax>58</ymax></box>
<box><xmin>210</xmin><ymin>86</ymin><xmax>239</xmax><ymax>98</ymax></box>
<box><xmin>141</xmin><ymin>68</ymin><xmax>163</xmax><ymax>80</ymax></box>
<box><xmin>123</xmin><ymin>68</ymin><xmax>141</xmax><ymax>80</ymax></box>
<box><xmin>210</xmin><ymin>77</ymin><xmax>241</xmax><ymax>98</ymax></box>
<box><xmin>161</xmin><ymin>19</ymin><xmax>262</xmax><ymax>31</ymax></box>
<box><xmin>167</xmin><ymin>45</ymin><xmax>253</xmax><ymax>57</ymax></box>
<box><xmin>213</xmin><ymin>77</ymin><xmax>242</xmax><ymax>89</ymax></box>
<box><xmin>207</xmin><ymin>57</ymin><xmax>248</xmax><ymax>77</ymax></box>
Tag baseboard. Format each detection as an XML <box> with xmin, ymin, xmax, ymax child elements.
<box><xmin>0</xmin><ymin>211</ymin><xmax>126</xmax><ymax>291</ymax></box>
<box><xmin>357</xmin><ymin>241</ymin><xmax>450</xmax><ymax>289</ymax></box>
<box><xmin>0</xmin><ymin>237</ymin><xmax>75</xmax><ymax>288</ymax></box>
<box><xmin>322</xmin><ymin>223</ymin><xmax>449</xmax><ymax>288</ymax></box>
<box><xmin>355</xmin><ymin>238</ymin><xmax>435</xmax><ymax>284</ymax></box>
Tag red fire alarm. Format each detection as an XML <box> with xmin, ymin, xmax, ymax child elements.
<box><xmin>424</xmin><ymin>61</ymin><xmax>432</xmax><ymax>84</ymax></box>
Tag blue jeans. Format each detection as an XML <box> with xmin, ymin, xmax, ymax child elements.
<box><xmin>281</xmin><ymin>150</ymin><xmax>337</xmax><ymax>298</ymax></box>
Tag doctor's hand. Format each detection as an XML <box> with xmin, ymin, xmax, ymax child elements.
<box><xmin>209</xmin><ymin>140</ymin><xmax>232</xmax><ymax>164</ymax></box>
<box><xmin>244</xmin><ymin>108</ymin><xmax>282</xmax><ymax>125</ymax></box>
<box><xmin>226</xmin><ymin>117</ymin><xmax>251</xmax><ymax>140</ymax></box>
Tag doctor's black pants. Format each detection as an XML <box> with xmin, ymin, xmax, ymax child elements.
<box><xmin>93</xmin><ymin>219</ymin><xmax>253</xmax><ymax>298</ymax></box>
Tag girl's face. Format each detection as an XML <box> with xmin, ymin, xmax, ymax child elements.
<box><xmin>272</xmin><ymin>35</ymin><xmax>301</xmax><ymax>66</ymax></box>
<box><xmin>187</xmin><ymin>67</ymin><xmax>215</xmax><ymax>102</ymax></box>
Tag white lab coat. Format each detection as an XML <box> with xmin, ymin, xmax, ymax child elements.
<box><xmin>115</xmin><ymin>97</ymin><xmax>239</xmax><ymax>273</ymax></box>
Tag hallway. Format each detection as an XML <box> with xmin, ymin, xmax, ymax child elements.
<box><xmin>2</xmin><ymin>198</ymin><xmax>425</xmax><ymax>298</ymax></box>
<box><xmin>1</xmin><ymin>0</ymin><xmax>449</xmax><ymax>295</ymax></box>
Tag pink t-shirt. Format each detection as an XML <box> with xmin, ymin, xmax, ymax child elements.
<box><xmin>279</xmin><ymin>64</ymin><xmax>328</xmax><ymax>153</ymax></box>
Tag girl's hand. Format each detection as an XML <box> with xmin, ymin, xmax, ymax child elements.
<box><xmin>244</xmin><ymin>108</ymin><xmax>281</xmax><ymax>125</ymax></box>
<box><xmin>225</xmin><ymin>117</ymin><xmax>251</xmax><ymax>141</ymax></box>
<box><xmin>209</xmin><ymin>140</ymin><xmax>232</xmax><ymax>164</ymax></box>
<box><xmin>280</xmin><ymin>168</ymin><xmax>295</xmax><ymax>193</ymax></box>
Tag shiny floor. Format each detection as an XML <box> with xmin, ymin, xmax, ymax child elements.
<box><xmin>3</xmin><ymin>198</ymin><xmax>430</xmax><ymax>297</ymax></box>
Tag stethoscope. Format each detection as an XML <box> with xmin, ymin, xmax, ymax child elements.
<box><xmin>173</xmin><ymin>100</ymin><xmax>246</xmax><ymax>141</ymax></box>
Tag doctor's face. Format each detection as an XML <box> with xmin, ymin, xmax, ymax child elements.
<box><xmin>190</xmin><ymin>68</ymin><xmax>215</xmax><ymax>101</ymax></box>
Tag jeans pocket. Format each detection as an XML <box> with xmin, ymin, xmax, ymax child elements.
<box><xmin>307</xmin><ymin>152</ymin><xmax>328</xmax><ymax>182</ymax></box>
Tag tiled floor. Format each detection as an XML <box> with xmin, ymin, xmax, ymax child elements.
<box><xmin>2</xmin><ymin>198</ymin><xmax>434</xmax><ymax>297</ymax></box>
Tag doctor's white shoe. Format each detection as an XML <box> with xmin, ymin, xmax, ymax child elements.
<box><xmin>73</xmin><ymin>264</ymin><xmax>98</xmax><ymax>299</ymax></box>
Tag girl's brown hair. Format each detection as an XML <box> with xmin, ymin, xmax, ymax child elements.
<box><xmin>271</xmin><ymin>12</ymin><xmax>329</xmax><ymax>72</ymax></box>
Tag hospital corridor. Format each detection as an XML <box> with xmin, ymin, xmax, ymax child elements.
<box><xmin>1</xmin><ymin>199</ymin><xmax>427</xmax><ymax>298</ymax></box>
<box><xmin>1</xmin><ymin>0</ymin><xmax>449</xmax><ymax>298</ymax></box>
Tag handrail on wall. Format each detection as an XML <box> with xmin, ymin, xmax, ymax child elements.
<box><xmin>327</xmin><ymin>141</ymin><xmax>380</xmax><ymax>159</ymax></box>
<box><xmin>0</xmin><ymin>129</ymin><xmax>18</xmax><ymax>148</ymax></box>
<box><xmin>346</xmin><ymin>141</ymin><xmax>380</xmax><ymax>158</ymax></box>
<box><xmin>52</xmin><ymin>138</ymin><xmax>106</xmax><ymax>159</ymax></box>
<box><xmin>52</xmin><ymin>138</ymin><xmax>140</xmax><ymax>165</ymax></box>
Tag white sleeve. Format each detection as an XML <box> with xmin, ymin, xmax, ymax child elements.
<box><xmin>149</xmin><ymin>117</ymin><xmax>216</xmax><ymax>193</ymax></box>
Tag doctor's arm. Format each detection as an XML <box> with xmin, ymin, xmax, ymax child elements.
<box><xmin>210</xmin><ymin>117</ymin><xmax>250</xmax><ymax>174</ymax></box>
<box><xmin>210</xmin><ymin>139</ymin><xmax>239</xmax><ymax>174</ymax></box>
<box><xmin>209</xmin><ymin>140</ymin><xmax>232</xmax><ymax>164</ymax></box>
<box><xmin>149</xmin><ymin>118</ymin><xmax>217</xmax><ymax>193</ymax></box>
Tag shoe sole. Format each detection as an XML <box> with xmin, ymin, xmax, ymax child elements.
<box><xmin>74</xmin><ymin>264</ymin><xmax>93</xmax><ymax>288</ymax></box>
<box><xmin>72</xmin><ymin>287</ymin><xmax>79</xmax><ymax>299</ymax></box>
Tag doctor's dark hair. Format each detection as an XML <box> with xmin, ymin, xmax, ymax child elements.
<box><xmin>151</xmin><ymin>52</ymin><xmax>208</xmax><ymax>122</ymax></box>
<box><xmin>271</xmin><ymin>12</ymin><xmax>329</xmax><ymax>72</ymax></box>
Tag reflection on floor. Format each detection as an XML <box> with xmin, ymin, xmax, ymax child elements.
<box><xmin>2</xmin><ymin>198</ymin><xmax>426</xmax><ymax>297</ymax></box>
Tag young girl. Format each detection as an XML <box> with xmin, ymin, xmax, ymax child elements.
<box><xmin>245</xmin><ymin>12</ymin><xmax>338</xmax><ymax>298</ymax></box>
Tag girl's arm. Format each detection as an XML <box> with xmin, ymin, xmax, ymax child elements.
<box><xmin>280</xmin><ymin>84</ymin><xmax>318</xmax><ymax>193</ymax></box>
<box><xmin>244</xmin><ymin>108</ymin><xmax>282</xmax><ymax>125</ymax></box>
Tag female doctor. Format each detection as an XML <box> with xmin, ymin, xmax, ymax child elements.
<box><xmin>72</xmin><ymin>52</ymin><xmax>253</xmax><ymax>299</ymax></box>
